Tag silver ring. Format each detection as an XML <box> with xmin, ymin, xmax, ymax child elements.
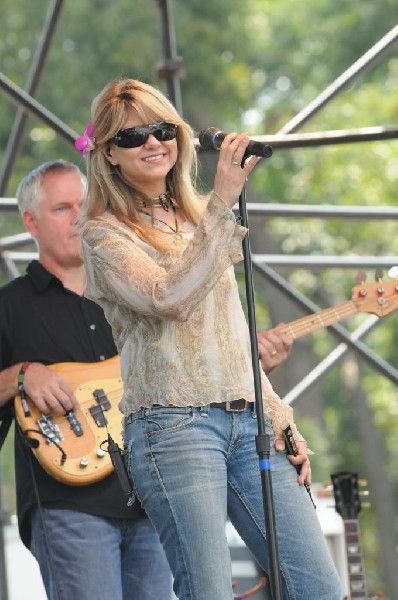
<box><xmin>270</xmin><ymin>349</ymin><xmax>278</xmax><ymax>357</ymax></box>
<box><xmin>232</xmin><ymin>161</ymin><xmax>241</xmax><ymax>166</ymax></box>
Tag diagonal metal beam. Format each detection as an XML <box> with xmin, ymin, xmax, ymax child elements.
<box><xmin>283</xmin><ymin>315</ymin><xmax>380</xmax><ymax>404</ymax></box>
<box><xmin>252</xmin><ymin>261</ymin><xmax>398</xmax><ymax>385</ymax></box>
<box><xmin>278</xmin><ymin>24</ymin><xmax>398</xmax><ymax>135</ymax></box>
<box><xmin>0</xmin><ymin>71</ymin><xmax>77</xmax><ymax>146</ymax></box>
<box><xmin>0</xmin><ymin>0</ymin><xmax>65</xmax><ymax>195</ymax></box>
<box><xmin>0</xmin><ymin>254</ymin><xmax>20</xmax><ymax>280</ymax></box>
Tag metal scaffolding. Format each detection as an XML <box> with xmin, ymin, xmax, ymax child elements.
<box><xmin>1</xmin><ymin>3</ymin><xmax>398</xmax><ymax>598</ymax></box>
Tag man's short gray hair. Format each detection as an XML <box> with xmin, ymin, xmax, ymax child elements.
<box><xmin>16</xmin><ymin>160</ymin><xmax>86</xmax><ymax>216</ymax></box>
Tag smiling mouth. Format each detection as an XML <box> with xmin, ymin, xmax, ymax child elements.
<box><xmin>143</xmin><ymin>154</ymin><xmax>165</xmax><ymax>162</ymax></box>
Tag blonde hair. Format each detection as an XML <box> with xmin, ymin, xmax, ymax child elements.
<box><xmin>83</xmin><ymin>78</ymin><xmax>205</xmax><ymax>252</ymax></box>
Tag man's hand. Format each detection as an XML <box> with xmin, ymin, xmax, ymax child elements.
<box><xmin>257</xmin><ymin>326</ymin><xmax>293</xmax><ymax>374</ymax></box>
<box><xmin>22</xmin><ymin>363</ymin><xmax>79</xmax><ymax>415</ymax></box>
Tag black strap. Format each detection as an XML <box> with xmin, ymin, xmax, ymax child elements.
<box><xmin>0</xmin><ymin>405</ymin><xmax>14</xmax><ymax>452</ymax></box>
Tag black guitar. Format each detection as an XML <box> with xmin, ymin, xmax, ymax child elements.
<box><xmin>331</xmin><ymin>471</ymin><xmax>373</xmax><ymax>600</ymax></box>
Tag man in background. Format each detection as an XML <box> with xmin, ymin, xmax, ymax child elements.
<box><xmin>0</xmin><ymin>160</ymin><xmax>172</xmax><ymax>600</ymax></box>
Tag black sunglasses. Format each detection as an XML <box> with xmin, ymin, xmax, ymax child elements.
<box><xmin>111</xmin><ymin>121</ymin><xmax>178</xmax><ymax>148</ymax></box>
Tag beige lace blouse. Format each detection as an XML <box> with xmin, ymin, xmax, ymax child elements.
<box><xmin>80</xmin><ymin>192</ymin><xmax>301</xmax><ymax>441</ymax></box>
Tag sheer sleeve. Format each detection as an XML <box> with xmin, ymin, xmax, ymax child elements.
<box><xmin>81</xmin><ymin>193</ymin><xmax>247</xmax><ymax>322</ymax></box>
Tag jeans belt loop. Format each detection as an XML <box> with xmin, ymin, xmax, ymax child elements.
<box><xmin>199</xmin><ymin>405</ymin><xmax>209</xmax><ymax>417</ymax></box>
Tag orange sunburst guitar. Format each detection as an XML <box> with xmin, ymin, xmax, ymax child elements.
<box><xmin>14</xmin><ymin>356</ymin><xmax>123</xmax><ymax>486</ymax></box>
<box><xmin>268</xmin><ymin>276</ymin><xmax>398</xmax><ymax>340</ymax></box>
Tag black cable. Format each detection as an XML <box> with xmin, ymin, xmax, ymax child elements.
<box><xmin>17</xmin><ymin>422</ymin><xmax>63</xmax><ymax>600</ymax></box>
<box><xmin>22</xmin><ymin>428</ymin><xmax>67</xmax><ymax>465</ymax></box>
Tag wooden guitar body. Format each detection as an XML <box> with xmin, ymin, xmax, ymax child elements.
<box><xmin>14</xmin><ymin>356</ymin><xmax>123</xmax><ymax>486</ymax></box>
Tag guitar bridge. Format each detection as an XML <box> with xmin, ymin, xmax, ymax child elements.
<box><xmin>89</xmin><ymin>388</ymin><xmax>111</xmax><ymax>427</ymax></box>
<box><xmin>37</xmin><ymin>415</ymin><xmax>63</xmax><ymax>445</ymax></box>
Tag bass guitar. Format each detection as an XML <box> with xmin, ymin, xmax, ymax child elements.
<box><xmin>268</xmin><ymin>276</ymin><xmax>398</xmax><ymax>339</ymax></box>
<box><xmin>14</xmin><ymin>355</ymin><xmax>123</xmax><ymax>486</ymax></box>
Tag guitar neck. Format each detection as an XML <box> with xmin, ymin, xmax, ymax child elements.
<box><xmin>275</xmin><ymin>299</ymin><xmax>357</xmax><ymax>340</ymax></box>
<box><xmin>344</xmin><ymin>519</ymin><xmax>369</xmax><ymax>599</ymax></box>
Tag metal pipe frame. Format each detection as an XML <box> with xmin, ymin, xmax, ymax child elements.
<box><xmin>155</xmin><ymin>0</ymin><xmax>184</xmax><ymax>115</ymax></box>
<box><xmin>252</xmin><ymin>262</ymin><xmax>398</xmax><ymax>386</ymax></box>
<box><xmin>0</xmin><ymin>0</ymin><xmax>65</xmax><ymax>195</ymax></box>
<box><xmin>1</xmin><ymin>11</ymin><xmax>398</xmax><ymax>600</ymax></box>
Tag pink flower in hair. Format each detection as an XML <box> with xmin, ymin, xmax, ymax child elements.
<box><xmin>74</xmin><ymin>122</ymin><xmax>96</xmax><ymax>157</ymax></box>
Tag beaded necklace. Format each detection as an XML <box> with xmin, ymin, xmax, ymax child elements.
<box><xmin>137</xmin><ymin>191</ymin><xmax>179</xmax><ymax>232</ymax></box>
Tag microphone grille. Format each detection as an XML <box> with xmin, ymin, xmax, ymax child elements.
<box><xmin>198</xmin><ymin>127</ymin><xmax>220</xmax><ymax>149</ymax></box>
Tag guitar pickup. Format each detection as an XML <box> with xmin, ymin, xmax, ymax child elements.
<box><xmin>37</xmin><ymin>415</ymin><xmax>63</xmax><ymax>445</ymax></box>
<box><xmin>89</xmin><ymin>388</ymin><xmax>111</xmax><ymax>427</ymax></box>
<box><xmin>66</xmin><ymin>410</ymin><xmax>83</xmax><ymax>437</ymax></box>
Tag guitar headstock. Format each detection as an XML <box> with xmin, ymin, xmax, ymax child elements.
<box><xmin>352</xmin><ymin>272</ymin><xmax>398</xmax><ymax>317</ymax></box>
<box><xmin>331</xmin><ymin>471</ymin><xmax>366</xmax><ymax>520</ymax></box>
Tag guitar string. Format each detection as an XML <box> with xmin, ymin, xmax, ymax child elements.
<box><xmin>270</xmin><ymin>300</ymin><xmax>376</xmax><ymax>339</ymax></box>
<box><xmin>279</xmin><ymin>283</ymin><xmax>396</xmax><ymax>339</ymax></box>
<box><xmin>280</xmin><ymin>301</ymin><xmax>357</xmax><ymax>338</ymax></box>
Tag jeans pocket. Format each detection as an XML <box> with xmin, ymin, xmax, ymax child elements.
<box><xmin>145</xmin><ymin>407</ymin><xmax>197</xmax><ymax>439</ymax></box>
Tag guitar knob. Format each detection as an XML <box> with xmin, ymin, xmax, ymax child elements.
<box><xmin>97</xmin><ymin>449</ymin><xmax>106</xmax><ymax>458</ymax></box>
<box><xmin>80</xmin><ymin>457</ymin><xmax>89</xmax><ymax>468</ymax></box>
<box><xmin>388</xmin><ymin>266</ymin><xmax>398</xmax><ymax>279</ymax></box>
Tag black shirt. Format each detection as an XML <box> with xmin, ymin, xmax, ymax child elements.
<box><xmin>0</xmin><ymin>260</ymin><xmax>146</xmax><ymax>547</ymax></box>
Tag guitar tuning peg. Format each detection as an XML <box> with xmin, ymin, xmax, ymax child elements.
<box><xmin>358</xmin><ymin>479</ymin><xmax>368</xmax><ymax>486</ymax></box>
<box><xmin>361</xmin><ymin>502</ymin><xmax>371</xmax><ymax>510</ymax></box>
<box><xmin>359</xmin><ymin>490</ymin><xmax>369</xmax><ymax>497</ymax></box>
<box><xmin>355</xmin><ymin>271</ymin><xmax>367</xmax><ymax>284</ymax></box>
<box><xmin>388</xmin><ymin>266</ymin><xmax>398</xmax><ymax>280</ymax></box>
<box><xmin>374</xmin><ymin>268</ymin><xmax>383</xmax><ymax>281</ymax></box>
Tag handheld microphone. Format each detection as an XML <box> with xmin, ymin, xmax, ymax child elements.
<box><xmin>199</xmin><ymin>127</ymin><xmax>273</xmax><ymax>159</ymax></box>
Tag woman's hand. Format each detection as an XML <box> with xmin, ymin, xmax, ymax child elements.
<box><xmin>274</xmin><ymin>437</ymin><xmax>311</xmax><ymax>486</ymax></box>
<box><xmin>288</xmin><ymin>440</ymin><xmax>312</xmax><ymax>486</ymax></box>
<box><xmin>212</xmin><ymin>132</ymin><xmax>258</xmax><ymax>210</ymax></box>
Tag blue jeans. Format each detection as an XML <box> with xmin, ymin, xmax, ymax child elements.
<box><xmin>30</xmin><ymin>508</ymin><xmax>173</xmax><ymax>600</ymax></box>
<box><xmin>124</xmin><ymin>405</ymin><xmax>342</xmax><ymax>600</ymax></box>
